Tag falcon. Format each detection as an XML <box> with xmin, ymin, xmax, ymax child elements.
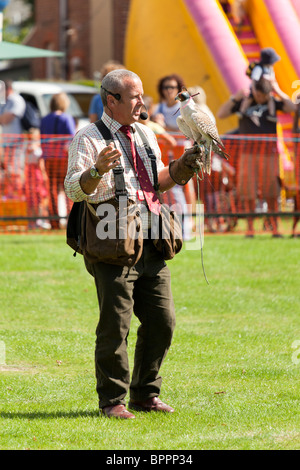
<box><xmin>175</xmin><ymin>90</ymin><xmax>230</xmax><ymax>174</ymax></box>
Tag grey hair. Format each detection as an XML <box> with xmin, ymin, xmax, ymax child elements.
<box><xmin>100</xmin><ymin>69</ymin><xmax>141</xmax><ymax>105</ymax></box>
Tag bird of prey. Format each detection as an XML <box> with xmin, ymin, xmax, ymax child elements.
<box><xmin>175</xmin><ymin>90</ymin><xmax>230</xmax><ymax>174</ymax></box>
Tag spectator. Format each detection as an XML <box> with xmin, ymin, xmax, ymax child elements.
<box><xmin>24</xmin><ymin>128</ymin><xmax>50</xmax><ymax>229</ymax></box>
<box><xmin>187</xmin><ymin>86</ymin><xmax>219</xmax><ymax>231</ymax></box>
<box><xmin>41</xmin><ymin>92</ymin><xmax>76</xmax><ymax>229</ymax></box>
<box><xmin>246</xmin><ymin>47</ymin><xmax>280</xmax><ymax>83</ymax></box>
<box><xmin>188</xmin><ymin>85</ymin><xmax>216</xmax><ymax>124</ymax></box>
<box><xmin>217</xmin><ymin>77</ymin><xmax>296</xmax><ymax>237</ymax></box>
<box><xmin>0</xmin><ymin>80</ymin><xmax>26</xmax><ymax>195</ymax></box>
<box><xmin>0</xmin><ymin>80</ymin><xmax>26</xmax><ymax>134</ymax></box>
<box><xmin>152</xmin><ymin>74</ymin><xmax>185</xmax><ymax>131</ymax></box>
<box><xmin>139</xmin><ymin>95</ymin><xmax>177</xmax><ymax>147</ymax></box>
<box><xmin>152</xmin><ymin>74</ymin><xmax>194</xmax><ymax>240</ymax></box>
<box><xmin>89</xmin><ymin>60</ymin><xmax>127</xmax><ymax>123</ymax></box>
<box><xmin>292</xmin><ymin>97</ymin><xmax>300</xmax><ymax>236</ymax></box>
<box><xmin>220</xmin><ymin>0</ymin><xmax>230</xmax><ymax>14</ymax></box>
<box><xmin>187</xmin><ymin>86</ymin><xmax>237</xmax><ymax>232</ymax></box>
<box><xmin>231</xmin><ymin>0</ymin><xmax>247</xmax><ymax>27</ymax></box>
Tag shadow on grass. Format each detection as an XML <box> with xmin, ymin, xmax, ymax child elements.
<box><xmin>1</xmin><ymin>410</ymin><xmax>99</xmax><ymax>419</ymax></box>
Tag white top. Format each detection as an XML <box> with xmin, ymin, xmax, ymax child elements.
<box><xmin>153</xmin><ymin>102</ymin><xmax>180</xmax><ymax>131</ymax></box>
<box><xmin>0</xmin><ymin>92</ymin><xmax>26</xmax><ymax>134</ymax></box>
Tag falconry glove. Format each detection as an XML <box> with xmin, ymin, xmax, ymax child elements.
<box><xmin>169</xmin><ymin>147</ymin><xmax>204</xmax><ymax>185</ymax></box>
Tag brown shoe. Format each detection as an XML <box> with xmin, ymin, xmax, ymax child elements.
<box><xmin>101</xmin><ymin>404</ymin><xmax>135</xmax><ymax>419</ymax></box>
<box><xmin>129</xmin><ymin>397</ymin><xmax>174</xmax><ymax>413</ymax></box>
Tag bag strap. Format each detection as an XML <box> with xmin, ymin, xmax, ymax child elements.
<box><xmin>94</xmin><ymin>119</ymin><xmax>159</xmax><ymax>194</ymax></box>
<box><xmin>94</xmin><ymin>119</ymin><xmax>127</xmax><ymax>198</ymax></box>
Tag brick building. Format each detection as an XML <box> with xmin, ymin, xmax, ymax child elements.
<box><xmin>24</xmin><ymin>0</ymin><xmax>130</xmax><ymax>80</ymax></box>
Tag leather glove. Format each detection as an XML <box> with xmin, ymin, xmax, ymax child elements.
<box><xmin>169</xmin><ymin>147</ymin><xmax>204</xmax><ymax>185</ymax></box>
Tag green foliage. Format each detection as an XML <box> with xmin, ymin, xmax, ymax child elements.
<box><xmin>3</xmin><ymin>0</ymin><xmax>34</xmax><ymax>44</ymax></box>
<box><xmin>3</xmin><ymin>21</ymin><xmax>31</xmax><ymax>44</ymax></box>
<box><xmin>0</xmin><ymin>234</ymin><xmax>299</xmax><ymax>450</ymax></box>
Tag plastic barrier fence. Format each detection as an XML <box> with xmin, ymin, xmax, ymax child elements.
<box><xmin>0</xmin><ymin>133</ymin><xmax>299</xmax><ymax>231</ymax></box>
<box><xmin>0</xmin><ymin>134</ymin><xmax>72</xmax><ymax>229</ymax></box>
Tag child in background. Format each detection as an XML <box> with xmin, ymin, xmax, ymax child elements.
<box><xmin>246</xmin><ymin>47</ymin><xmax>280</xmax><ymax>82</ymax></box>
<box><xmin>24</xmin><ymin>128</ymin><xmax>50</xmax><ymax>229</ymax></box>
<box><xmin>139</xmin><ymin>95</ymin><xmax>177</xmax><ymax>147</ymax></box>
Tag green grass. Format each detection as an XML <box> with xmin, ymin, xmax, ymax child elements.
<box><xmin>0</xmin><ymin>233</ymin><xmax>299</xmax><ymax>450</ymax></box>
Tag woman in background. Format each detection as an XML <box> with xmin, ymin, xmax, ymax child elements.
<box><xmin>41</xmin><ymin>92</ymin><xmax>76</xmax><ymax>229</ymax></box>
<box><xmin>152</xmin><ymin>74</ymin><xmax>185</xmax><ymax>131</ymax></box>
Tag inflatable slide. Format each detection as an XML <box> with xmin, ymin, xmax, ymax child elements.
<box><xmin>246</xmin><ymin>0</ymin><xmax>300</xmax><ymax>99</ymax></box>
<box><xmin>124</xmin><ymin>0</ymin><xmax>300</xmax><ymax>134</ymax></box>
<box><xmin>124</xmin><ymin>0</ymin><xmax>250</xmax><ymax>134</ymax></box>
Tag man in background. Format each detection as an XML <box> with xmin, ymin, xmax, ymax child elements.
<box><xmin>218</xmin><ymin>77</ymin><xmax>296</xmax><ymax>237</ymax></box>
<box><xmin>89</xmin><ymin>61</ymin><xmax>126</xmax><ymax>123</ymax></box>
<box><xmin>0</xmin><ymin>80</ymin><xmax>25</xmax><ymax>133</ymax></box>
<box><xmin>0</xmin><ymin>80</ymin><xmax>26</xmax><ymax>195</ymax></box>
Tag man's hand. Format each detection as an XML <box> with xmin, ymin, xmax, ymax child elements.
<box><xmin>95</xmin><ymin>142</ymin><xmax>122</xmax><ymax>176</ymax></box>
<box><xmin>79</xmin><ymin>143</ymin><xmax>122</xmax><ymax>195</ymax></box>
<box><xmin>0</xmin><ymin>112</ymin><xmax>15</xmax><ymax>126</ymax></box>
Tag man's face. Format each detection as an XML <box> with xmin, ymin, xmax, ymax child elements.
<box><xmin>113</xmin><ymin>77</ymin><xmax>144</xmax><ymax>125</ymax></box>
<box><xmin>252</xmin><ymin>87</ymin><xmax>269</xmax><ymax>104</ymax></box>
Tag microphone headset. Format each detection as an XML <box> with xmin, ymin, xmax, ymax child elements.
<box><xmin>139</xmin><ymin>110</ymin><xmax>148</xmax><ymax>120</ymax></box>
<box><xmin>101</xmin><ymin>85</ymin><xmax>121</xmax><ymax>101</ymax></box>
<box><xmin>101</xmin><ymin>85</ymin><xmax>149</xmax><ymax>120</ymax></box>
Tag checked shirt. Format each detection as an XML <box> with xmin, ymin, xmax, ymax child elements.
<box><xmin>64</xmin><ymin>112</ymin><xmax>164</xmax><ymax>207</ymax></box>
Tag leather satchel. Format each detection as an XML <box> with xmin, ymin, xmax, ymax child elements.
<box><xmin>67</xmin><ymin>120</ymin><xmax>143</xmax><ymax>267</ymax></box>
<box><xmin>83</xmin><ymin>197</ymin><xmax>143</xmax><ymax>267</ymax></box>
<box><xmin>66</xmin><ymin>120</ymin><xmax>183</xmax><ymax>265</ymax></box>
<box><xmin>151</xmin><ymin>203</ymin><xmax>183</xmax><ymax>260</ymax></box>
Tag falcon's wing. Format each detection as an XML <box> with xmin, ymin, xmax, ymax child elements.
<box><xmin>191</xmin><ymin>110</ymin><xmax>225</xmax><ymax>148</ymax></box>
<box><xmin>176</xmin><ymin>115</ymin><xmax>194</xmax><ymax>141</ymax></box>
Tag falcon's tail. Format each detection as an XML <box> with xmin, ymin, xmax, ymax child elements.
<box><xmin>212</xmin><ymin>141</ymin><xmax>231</xmax><ymax>160</ymax></box>
<box><xmin>205</xmin><ymin>142</ymin><xmax>212</xmax><ymax>175</ymax></box>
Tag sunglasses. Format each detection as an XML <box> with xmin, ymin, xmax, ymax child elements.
<box><xmin>162</xmin><ymin>85</ymin><xmax>179</xmax><ymax>90</ymax></box>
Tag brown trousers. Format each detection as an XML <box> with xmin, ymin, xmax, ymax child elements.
<box><xmin>84</xmin><ymin>240</ymin><xmax>176</xmax><ymax>409</ymax></box>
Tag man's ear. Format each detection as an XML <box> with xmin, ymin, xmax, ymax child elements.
<box><xmin>107</xmin><ymin>94</ymin><xmax>118</xmax><ymax>109</ymax></box>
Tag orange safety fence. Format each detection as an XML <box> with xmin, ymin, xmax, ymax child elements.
<box><xmin>0</xmin><ymin>132</ymin><xmax>300</xmax><ymax>231</ymax></box>
<box><xmin>158</xmin><ymin>132</ymin><xmax>300</xmax><ymax>232</ymax></box>
<box><xmin>0</xmin><ymin>134</ymin><xmax>73</xmax><ymax>229</ymax></box>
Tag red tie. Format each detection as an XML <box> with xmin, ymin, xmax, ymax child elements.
<box><xmin>120</xmin><ymin>125</ymin><xmax>161</xmax><ymax>215</ymax></box>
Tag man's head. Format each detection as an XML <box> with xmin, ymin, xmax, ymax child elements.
<box><xmin>252</xmin><ymin>78</ymin><xmax>273</xmax><ymax>104</ymax></box>
<box><xmin>3</xmin><ymin>80</ymin><xmax>13</xmax><ymax>98</ymax></box>
<box><xmin>100</xmin><ymin>70</ymin><xmax>144</xmax><ymax>125</ymax></box>
<box><xmin>50</xmin><ymin>92</ymin><xmax>70</xmax><ymax>112</ymax></box>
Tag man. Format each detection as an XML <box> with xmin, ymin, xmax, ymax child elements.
<box><xmin>217</xmin><ymin>77</ymin><xmax>296</xmax><ymax>237</ymax></box>
<box><xmin>65</xmin><ymin>69</ymin><xmax>201</xmax><ymax>419</ymax></box>
<box><xmin>0</xmin><ymin>80</ymin><xmax>26</xmax><ymax>193</ymax></box>
<box><xmin>0</xmin><ymin>80</ymin><xmax>26</xmax><ymax>133</ymax></box>
<box><xmin>88</xmin><ymin>61</ymin><xmax>126</xmax><ymax>123</ymax></box>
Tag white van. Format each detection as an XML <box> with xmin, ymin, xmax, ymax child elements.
<box><xmin>12</xmin><ymin>81</ymin><xmax>98</xmax><ymax>130</ymax></box>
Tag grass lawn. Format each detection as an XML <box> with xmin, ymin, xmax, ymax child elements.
<box><xmin>0</xmin><ymin>231</ymin><xmax>299</xmax><ymax>450</ymax></box>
